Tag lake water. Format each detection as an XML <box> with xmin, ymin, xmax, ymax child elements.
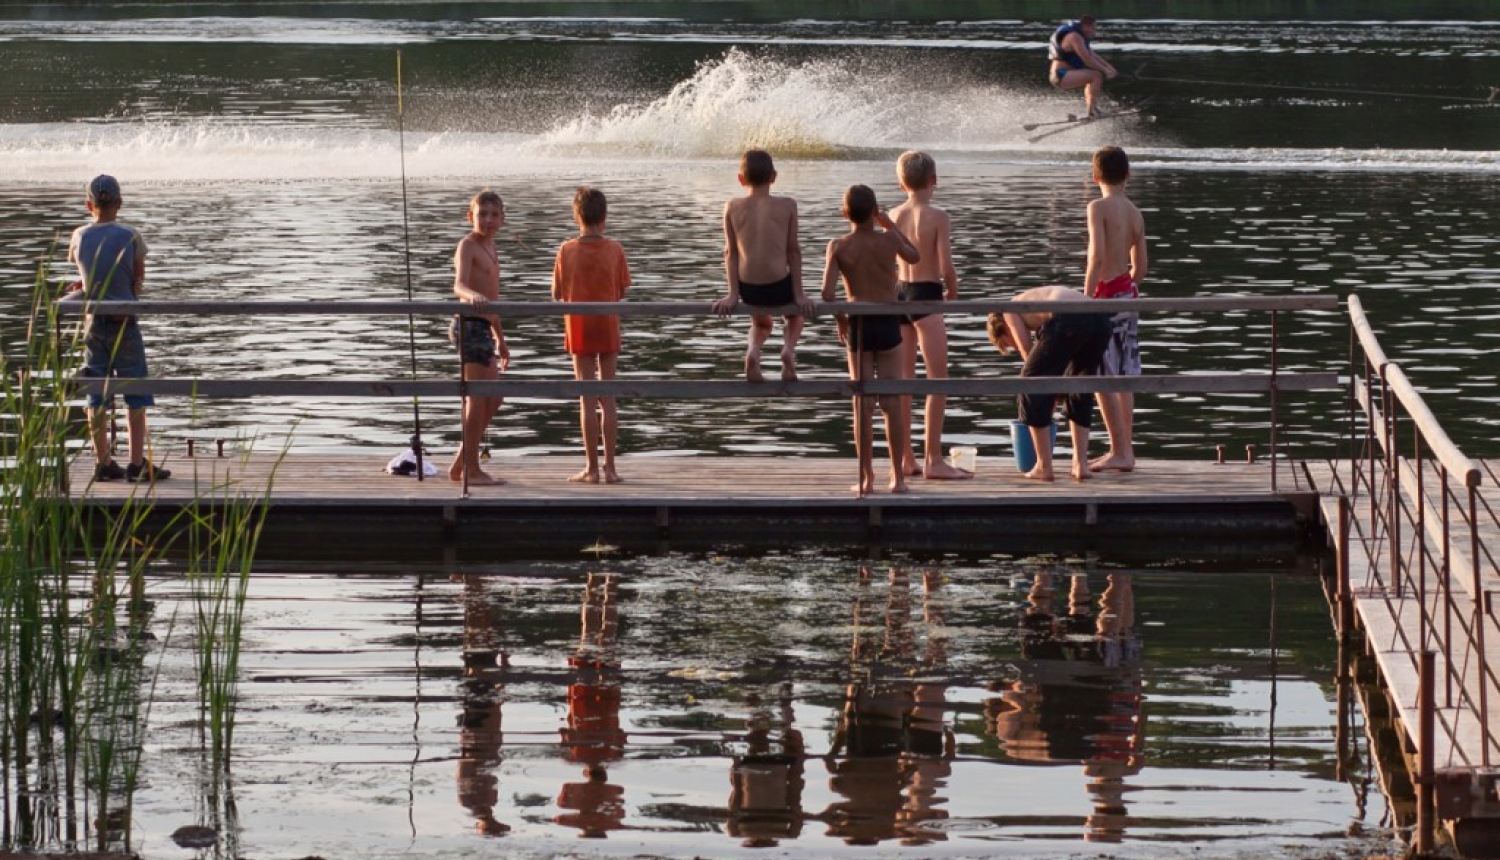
<box><xmin>0</xmin><ymin>7</ymin><xmax>1493</xmax><ymax>858</ymax></box>
<box><xmin>1</xmin><ymin>9</ymin><xmax>1497</xmax><ymax>460</ymax></box>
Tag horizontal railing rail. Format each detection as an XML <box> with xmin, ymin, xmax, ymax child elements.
<box><xmin>71</xmin><ymin>373</ymin><xmax>1337</xmax><ymax>400</ymax></box>
<box><xmin>52</xmin><ymin>295</ymin><xmax>1341</xmax><ymax>318</ymax></box>
<box><xmin>40</xmin><ymin>295</ymin><xmax>1337</xmax><ymax>496</ymax></box>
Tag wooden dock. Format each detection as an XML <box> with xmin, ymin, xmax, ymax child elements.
<box><xmin>67</xmin><ymin>451</ymin><xmax>1318</xmax><ymax>557</ymax></box>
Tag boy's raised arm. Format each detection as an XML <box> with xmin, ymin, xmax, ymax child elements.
<box><xmin>820</xmin><ymin>240</ymin><xmax>847</xmax><ymax>343</ymax></box>
<box><xmin>875</xmin><ymin>210</ymin><xmax>920</xmax><ymax>264</ymax></box>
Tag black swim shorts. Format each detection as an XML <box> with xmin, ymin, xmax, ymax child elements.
<box><xmin>897</xmin><ymin>280</ymin><xmax>945</xmax><ymax>323</ymax></box>
<box><xmin>846</xmin><ymin>314</ymin><xmax>904</xmax><ymax>354</ymax></box>
<box><xmin>739</xmin><ymin>274</ymin><xmax>796</xmax><ymax>309</ymax></box>
<box><xmin>449</xmin><ymin>316</ymin><xmax>497</xmax><ymax>366</ymax></box>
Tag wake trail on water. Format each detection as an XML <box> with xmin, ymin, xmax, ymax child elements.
<box><xmin>531</xmin><ymin>48</ymin><xmax>1049</xmax><ymax>158</ymax></box>
<box><xmin>2</xmin><ymin>48</ymin><xmax>1494</xmax><ymax>183</ymax></box>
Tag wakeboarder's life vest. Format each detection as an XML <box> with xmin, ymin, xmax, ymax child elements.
<box><xmin>1048</xmin><ymin>21</ymin><xmax>1088</xmax><ymax>68</ymax></box>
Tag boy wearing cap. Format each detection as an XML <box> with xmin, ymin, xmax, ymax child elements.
<box><xmin>66</xmin><ymin>174</ymin><xmax>169</xmax><ymax>483</ymax></box>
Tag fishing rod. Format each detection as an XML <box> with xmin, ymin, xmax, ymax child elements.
<box><xmin>1128</xmin><ymin>65</ymin><xmax>1500</xmax><ymax>104</ymax></box>
<box><xmin>396</xmin><ymin>50</ymin><xmax>427</xmax><ymax>482</ymax></box>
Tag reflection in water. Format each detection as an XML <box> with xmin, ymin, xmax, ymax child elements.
<box><xmin>989</xmin><ymin>570</ymin><xmax>1144</xmax><ymax>843</ymax></box>
<box><xmin>726</xmin><ymin>686</ymin><xmax>805</xmax><ymax>847</ymax></box>
<box><xmin>556</xmin><ymin>572</ymin><xmax>627</xmax><ymax>838</ymax></box>
<box><xmin>293</xmin><ymin>559</ymin><xmax>1376</xmax><ymax>858</ymax></box>
<box><xmin>825</xmin><ymin>568</ymin><xmax>954</xmax><ymax>846</ymax></box>
<box><xmin>455</xmin><ymin>572</ymin><xmax>510</xmax><ymax>836</ymax></box>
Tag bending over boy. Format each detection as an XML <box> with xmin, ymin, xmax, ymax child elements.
<box><xmin>821</xmin><ymin>185</ymin><xmax>920</xmax><ymax>496</ymax></box>
<box><xmin>987</xmin><ymin>286</ymin><xmax>1112</xmax><ymax>482</ymax></box>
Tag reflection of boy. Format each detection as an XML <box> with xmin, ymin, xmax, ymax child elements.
<box><xmin>67</xmin><ymin>174</ymin><xmax>170</xmax><ymax>484</ymax></box>
<box><xmin>890</xmin><ymin>151</ymin><xmax>970</xmax><ymax>481</ymax></box>
<box><xmin>820</xmin><ymin>185</ymin><xmax>920</xmax><ymax>496</ymax></box>
<box><xmin>987</xmin><ymin>286</ymin><xmax>1112</xmax><ymax>482</ymax></box>
<box><xmin>1084</xmin><ymin>146</ymin><xmax>1147</xmax><ymax>474</ymax></box>
<box><xmin>449</xmin><ymin>189</ymin><xmax>511</xmax><ymax>487</ymax></box>
<box><xmin>552</xmin><ymin>187</ymin><xmax>631</xmax><ymax>485</ymax></box>
<box><xmin>556</xmin><ymin>573</ymin><xmax>626</xmax><ymax>838</ymax></box>
<box><xmin>713</xmin><ymin>149</ymin><xmax>815</xmax><ymax>382</ymax></box>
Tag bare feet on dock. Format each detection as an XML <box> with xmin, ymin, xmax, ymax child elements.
<box><xmin>1023</xmin><ymin>466</ymin><xmax>1055</xmax><ymax>483</ymax></box>
<box><xmin>570</xmin><ymin>469</ymin><xmax>600</xmax><ymax>484</ymax></box>
<box><xmin>852</xmin><ymin>477</ymin><xmax>874</xmax><ymax>496</ymax></box>
<box><xmin>745</xmin><ymin>352</ymin><xmax>765</xmax><ymax>383</ymax></box>
<box><xmin>602</xmin><ymin>466</ymin><xmax>624</xmax><ymax>484</ymax></box>
<box><xmin>465</xmin><ymin>469</ymin><xmax>505</xmax><ymax>486</ymax></box>
<box><xmin>449</xmin><ymin>454</ymin><xmax>462</xmax><ymax>482</ymax></box>
<box><xmin>889</xmin><ymin>477</ymin><xmax>909</xmax><ymax>494</ymax></box>
<box><xmin>1071</xmin><ymin>463</ymin><xmax>1092</xmax><ymax>482</ymax></box>
<box><xmin>923</xmin><ymin>461</ymin><xmax>974</xmax><ymax>480</ymax></box>
<box><xmin>780</xmin><ymin>351</ymin><xmax>797</xmax><ymax>382</ymax></box>
<box><xmin>1089</xmin><ymin>453</ymin><xmax>1136</xmax><ymax>473</ymax></box>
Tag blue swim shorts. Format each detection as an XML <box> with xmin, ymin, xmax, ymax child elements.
<box><xmin>82</xmin><ymin>317</ymin><xmax>155</xmax><ymax>410</ymax></box>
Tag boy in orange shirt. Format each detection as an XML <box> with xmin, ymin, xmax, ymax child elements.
<box><xmin>552</xmin><ymin>186</ymin><xmax>631</xmax><ymax>484</ymax></box>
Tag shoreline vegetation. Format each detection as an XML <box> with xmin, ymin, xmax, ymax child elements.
<box><xmin>1</xmin><ymin>268</ymin><xmax>277</xmax><ymax>857</ymax></box>
<box><xmin>0</xmin><ymin>1</ymin><xmax>1494</xmax><ymax>21</ymax></box>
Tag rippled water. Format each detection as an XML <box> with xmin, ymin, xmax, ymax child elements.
<box><xmin>116</xmin><ymin>555</ymin><xmax>1388</xmax><ymax>860</ymax></box>
<box><xmin>1</xmin><ymin>13</ymin><xmax>1497</xmax><ymax>460</ymax></box>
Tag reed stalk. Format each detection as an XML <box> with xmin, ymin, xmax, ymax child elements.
<box><xmin>1</xmin><ymin>262</ymin><xmax>277</xmax><ymax>854</ymax></box>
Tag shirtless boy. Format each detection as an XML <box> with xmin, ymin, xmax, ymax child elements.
<box><xmin>987</xmin><ymin>286</ymin><xmax>1112</xmax><ymax>482</ymax></box>
<box><xmin>553</xmin><ymin>186</ymin><xmax>632</xmax><ymax>485</ymax></box>
<box><xmin>890</xmin><ymin>150</ymin><xmax>971</xmax><ymax>481</ymax></box>
<box><xmin>713</xmin><ymin>149</ymin><xmax>814</xmax><ymax>382</ymax></box>
<box><xmin>821</xmin><ymin>185</ymin><xmax>920</xmax><ymax>496</ymax></box>
<box><xmin>449</xmin><ymin>189</ymin><xmax>511</xmax><ymax>487</ymax></box>
<box><xmin>1084</xmin><ymin>145</ymin><xmax>1147</xmax><ymax>473</ymax></box>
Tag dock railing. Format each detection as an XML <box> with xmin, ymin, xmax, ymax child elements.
<box><xmin>53</xmin><ymin>295</ymin><xmax>1338</xmax><ymax>493</ymax></box>
<box><xmin>1342</xmin><ymin>293</ymin><xmax>1497</xmax><ymax>851</ymax></box>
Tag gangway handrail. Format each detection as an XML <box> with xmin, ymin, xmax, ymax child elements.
<box><xmin>1348</xmin><ymin>295</ymin><xmax>1479</xmax><ymax>487</ymax></box>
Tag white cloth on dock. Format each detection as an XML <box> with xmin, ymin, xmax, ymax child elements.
<box><xmin>386</xmin><ymin>448</ymin><xmax>437</xmax><ymax>477</ymax></box>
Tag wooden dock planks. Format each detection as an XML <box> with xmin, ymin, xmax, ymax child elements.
<box><xmin>69</xmin><ymin>451</ymin><xmax>1288</xmax><ymax>509</ymax></box>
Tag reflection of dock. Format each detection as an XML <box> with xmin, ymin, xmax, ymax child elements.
<box><xmin>68</xmin><ymin>453</ymin><xmax>1318</xmax><ymax>553</ymax></box>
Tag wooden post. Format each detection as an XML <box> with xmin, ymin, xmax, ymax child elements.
<box><xmin>1418</xmin><ymin>649</ymin><xmax>1436</xmax><ymax>856</ymax></box>
<box><xmin>1336</xmin><ymin>494</ymin><xmax>1353</xmax><ymax>637</ymax></box>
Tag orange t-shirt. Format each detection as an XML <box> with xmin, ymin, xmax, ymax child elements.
<box><xmin>553</xmin><ymin>236</ymin><xmax>631</xmax><ymax>355</ymax></box>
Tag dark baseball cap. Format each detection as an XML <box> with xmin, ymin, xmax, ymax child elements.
<box><xmin>87</xmin><ymin>174</ymin><xmax>122</xmax><ymax>205</ymax></box>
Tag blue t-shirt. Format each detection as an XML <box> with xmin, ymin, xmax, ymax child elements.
<box><xmin>68</xmin><ymin>221</ymin><xmax>147</xmax><ymax>302</ymax></box>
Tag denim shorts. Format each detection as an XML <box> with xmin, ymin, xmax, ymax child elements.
<box><xmin>82</xmin><ymin>317</ymin><xmax>154</xmax><ymax>409</ymax></box>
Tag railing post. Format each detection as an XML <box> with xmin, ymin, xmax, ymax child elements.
<box><xmin>1337</xmin><ymin>494</ymin><xmax>1354</xmax><ymax>637</ymax></box>
<box><xmin>1269</xmin><ymin>308</ymin><xmax>1279</xmax><ymax>493</ymax></box>
<box><xmin>1418</xmin><ymin>649</ymin><xmax>1437</xmax><ymax>855</ymax></box>
<box><xmin>1384</xmin><ymin>367</ymin><xmax>1400</xmax><ymax>597</ymax></box>
<box><xmin>1470</xmin><ymin>480</ymin><xmax>1491</xmax><ymax>767</ymax></box>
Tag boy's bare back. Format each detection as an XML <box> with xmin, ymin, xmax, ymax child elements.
<box><xmin>829</xmin><ymin>222</ymin><xmax>909</xmax><ymax>304</ymax></box>
<box><xmin>725</xmin><ymin>194</ymin><xmax>799</xmax><ymax>284</ymax></box>
<box><xmin>1085</xmin><ymin>191</ymin><xmax>1146</xmax><ymax>291</ymax></box>
<box><xmin>890</xmin><ymin>200</ymin><xmax>955</xmax><ymax>293</ymax></box>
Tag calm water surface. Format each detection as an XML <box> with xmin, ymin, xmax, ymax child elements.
<box><xmin>118</xmin><ymin>554</ymin><xmax>1388</xmax><ymax>860</ymax></box>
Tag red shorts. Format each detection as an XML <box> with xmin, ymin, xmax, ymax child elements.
<box><xmin>1095</xmin><ymin>273</ymin><xmax>1138</xmax><ymax>299</ymax></box>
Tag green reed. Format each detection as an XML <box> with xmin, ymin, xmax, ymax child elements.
<box><xmin>1</xmin><ymin>266</ymin><xmax>274</xmax><ymax>853</ymax></box>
